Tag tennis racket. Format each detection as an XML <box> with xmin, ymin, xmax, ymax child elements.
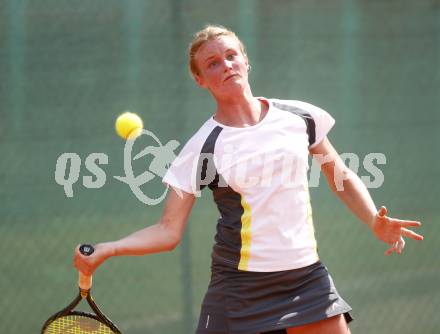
<box><xmin>41</xmin><ymin>244</ymin><xmax>121</xmax><ymax>334</ymax></box>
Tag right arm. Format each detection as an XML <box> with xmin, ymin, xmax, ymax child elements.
<box><xmin>73</xmin><ymin>187</ymin><xmax>196</xmax><ymax>275</ymax></box>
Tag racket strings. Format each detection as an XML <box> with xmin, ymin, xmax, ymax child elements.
<box><xmin>43</xmin><ymin>315</ymin><xmax>115</xmax><ymax>334</ymax></box>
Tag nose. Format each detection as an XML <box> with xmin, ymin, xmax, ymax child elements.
<box><xmin>223</xmin><ymin>59</ymin><xmax>233</xmax><ymax>71</ymax></box>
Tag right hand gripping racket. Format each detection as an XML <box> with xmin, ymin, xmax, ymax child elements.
<box><xmin>41</xmin><ymin>244</ymin><xmax>121</xmax><ymax>333</ymax></box>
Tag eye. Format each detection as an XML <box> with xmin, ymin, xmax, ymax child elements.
<box><xmin>226</xmin><ymin>53</ymin><xmax>236</xmax><ymax>60</ymax></box>
<box><xmin>208</xmin><ymin>61</ymin><xmax>218</xmax><ymax>69</ymax></box>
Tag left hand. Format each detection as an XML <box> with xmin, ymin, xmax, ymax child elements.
<box><xmin>371</xmin><ymin>206</ymin><xmax>423</xmax><ymax>255</ymax></box>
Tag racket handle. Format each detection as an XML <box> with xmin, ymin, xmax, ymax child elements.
<box><xmin>78</xmin><ymin>244</ymin><xmax>94</xmax><ymax>291</ymax></box>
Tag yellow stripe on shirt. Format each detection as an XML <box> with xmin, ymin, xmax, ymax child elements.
<box><xmin>238</xmin><ymin>196</ymin><xmax>252</xmax><ymax>271</ymax></box>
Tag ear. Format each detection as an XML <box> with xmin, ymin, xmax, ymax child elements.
<box><xmin>243</xmin><ymin>53</ymin><xmax>249</xmax><ymax>67</ymax></box>
<box><xmin>243</xmin><ymin>54</ymin><xmax>251</xmax><ymax>73</ymax></box>
<box><xmin>194</xmin><ymin>73</ymin><xmax>208</xmax><ymax>89</ymax></box>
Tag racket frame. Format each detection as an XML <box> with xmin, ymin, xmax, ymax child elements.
<box><xmin>41</xmin><ymin>287</ymin><xmax>121</xmax><ymax>333</ymax></box>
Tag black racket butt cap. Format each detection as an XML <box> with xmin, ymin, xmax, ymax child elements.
<box><xmin>79</xmin><ymin>244</ymin><xmax>95</xmax><ymax>256</ymax></box>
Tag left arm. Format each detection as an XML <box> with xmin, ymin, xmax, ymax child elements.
<box><xmin>309</xmin><ymin>137</ymin><xmax>423</xmax><ymax>255</ymax></box>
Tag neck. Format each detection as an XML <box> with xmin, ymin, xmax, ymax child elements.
<box><xmin>214</xmin><ymin>89</ymin><xmax>267</xmax><ymax>127</ymax></box>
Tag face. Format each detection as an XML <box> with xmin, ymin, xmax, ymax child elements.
<box><xmin>194</xmin><ymin>36</ymin><xmax>249</xmax><ymax>98</ymax></box>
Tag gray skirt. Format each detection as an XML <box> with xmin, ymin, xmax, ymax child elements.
<box><xmin>196</xmin><ymin>261</ymin><xmax>353</xmax><ymax>334</ymax></box>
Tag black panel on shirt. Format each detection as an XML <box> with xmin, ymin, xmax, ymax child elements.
<box><xmin>196</xmin><ymin>126</ymin><xmax>244</xmax><ymax>269</ymax></box>
<box><xmin>196</xmin><ymin>126</ymin><xmax>223</xmax><ymax>192</ymax></box>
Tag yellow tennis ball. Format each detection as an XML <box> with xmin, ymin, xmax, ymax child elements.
<box><xmin>115</xmin><ymin>112</ymin><xmax>143</xmax><ymax>140</ymax></box>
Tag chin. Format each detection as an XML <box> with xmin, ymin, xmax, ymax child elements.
<box><xmin>217</xmin><ymin>87</ymin><xmax>247</xmax><ymax>101</ymax></box>
<box><xmin>224</xmin><ymin>82</ymin><xmax>245</xmax><ymax>93</ymax></box>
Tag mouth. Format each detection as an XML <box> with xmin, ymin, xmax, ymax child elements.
<box><xmin>224</xmin><ymin>74</ymin><xmax>239</xmax><ymax>82</ymax></box>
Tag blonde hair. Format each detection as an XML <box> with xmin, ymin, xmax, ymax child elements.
<box><xmin>188</xmin><ymin>25</ymin><xmax>247</xmax><ymax>80</ymax></box>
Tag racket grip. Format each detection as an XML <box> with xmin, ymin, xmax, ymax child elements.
<box><xmin>79</xmin><ymin>271</ymin><xmax>93</xmax><ymax>291</ymax></box>
<box><xmin>78</xmin><ymin>244</ymin><xmax>95</xmax><ymax>291</ymax></box>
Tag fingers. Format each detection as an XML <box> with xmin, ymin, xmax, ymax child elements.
<box><xmin>377</xmin><ymin>207</ymin><xmax>421</xmax><ymax>228</ymax></box>
<box><xmin>384</xmin><ymin>242</ymin><xmax>397</xmax><ymax>256</ymax></box>
<box><xmin>399</xmin><ymin>220</ymin><xmax>421</xmax><ymax>228</ymax></box>
<box><xmin>388</xmin><ymin>219</ymin><xmax>423</xmax><ymax>240</ymax></box>
<box><xmin>384</xmin><ymin>238</ymin><xmax>405</xmax><ymax>256</ymax></box>
<box><xmin>389</xmin><ymin>218</ymin><xmax>421</xmax><ymax>227</ymax></box>
<box><xmin>73</xmin><ymin>244</ymin><xmax>81</xmax><ymax>268</ymax></box>
<box><xmin>401</xmin><ymin>228</ymin><xmax>424</xmax><ymax>241</ymax></box>
<box><xmin>73</xmin><ymin>244</ymin><xmax>94</xmax><ymax>276</ymax></box>
<box><xmin>396</xmin><ymin>238</ymin><xmax>405</xmax><ymax>254</ymax></box>
<box><xmin>378</xmin><ymin>208</ymin><xmax>422</xmax><ymax>231</ymax></box>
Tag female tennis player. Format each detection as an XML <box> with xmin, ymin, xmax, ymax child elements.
<box><xmin>74</xmin><ymin>25</ymin><xmax>423</xmax><ymax>334</ymax></box>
